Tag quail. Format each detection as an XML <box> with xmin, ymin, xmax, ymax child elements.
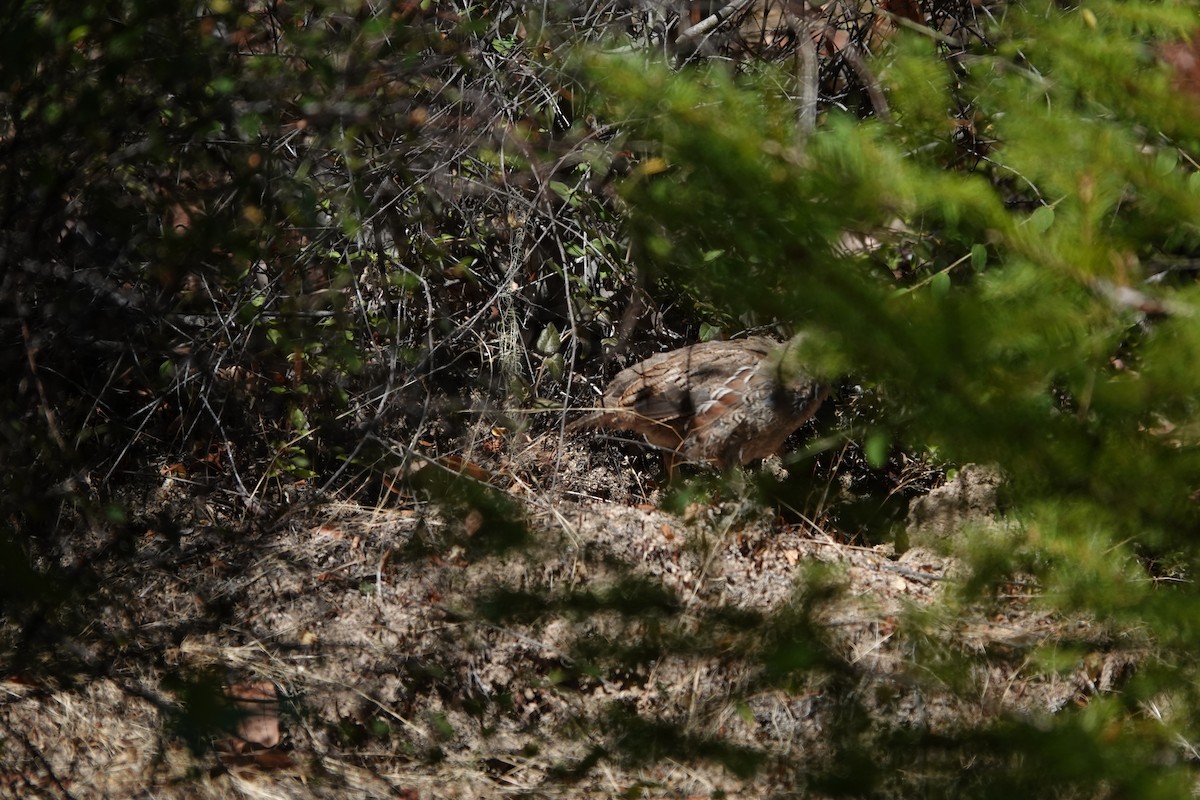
<box><xmin>570</xmin><ymin>336</ymin><xmax>827</xmax><ymax>471</ymax></box>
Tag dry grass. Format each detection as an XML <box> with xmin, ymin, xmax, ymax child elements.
<box><xmin>0</xmin><ymin>462</ymin><xmax>1130</xmax><ymax>799</ymax></box>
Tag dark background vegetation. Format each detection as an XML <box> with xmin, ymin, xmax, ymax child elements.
<box><xmin>6</xmin><ymin>0</ymin><xmax>1200</xmax><ymax>796</ymax></box>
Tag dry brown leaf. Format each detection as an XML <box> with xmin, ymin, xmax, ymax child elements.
<box><xmin>225</xmin><ymin>680</ymin><xmax>281</xmax><ymax>750</ymax></box>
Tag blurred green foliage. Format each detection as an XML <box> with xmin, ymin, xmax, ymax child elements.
<box><xmin>580</xmin><ymin>2</ymin><xmax>1200</xmax><ymax>794</ymax></box>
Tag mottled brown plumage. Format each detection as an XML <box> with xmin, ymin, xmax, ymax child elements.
<box><xmin>570</xmin><ymin>336</ymin><xmax>826</xmax><ymax>470</ymax></box>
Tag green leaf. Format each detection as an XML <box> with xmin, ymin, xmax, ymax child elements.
<box><xmin>1154</xmin><ymin>150</ymin><xmax>1177</xmax><ymax>177</ymax></box>
<box><xmin>864</xmin><ymin>433</ymin><xmax>888</xmax><ymax>469</ymax></box>
<box><xmin>1030</xmin><ymin>205</ymin><xmax>1055</xmax><ymax>233</ymax></box>
<box><xmin>930</xmin><ymin>271</ymin><xmax>951</xmax><ymax>298</ymax></box>
<box><xmin>289</xmin><ymin>406</ymin><xmax>309</xmax><ymax>432</ymax></box>
<box><xmin>544</xmin><ymin>352</ymin><xmax>564</xmax><ymax>380</ymax></box>
<box><xmin>970</xmin><ymin>244</ymin><xmax>987</xmax><ymax>270</ymax></box>
<box><xmin>549</xmin><ymin>181</ymin><xmax>575</xmax><ymax>203</ymax></box>
<box><xmin>537</xmin><ymin>323</ymin><xmax>561</xmax><ymax>355</ymax></box>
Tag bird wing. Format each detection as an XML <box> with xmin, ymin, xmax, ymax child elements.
<box><xmin>595</xmin><ymin>338</ymin><xmax>775</xmax><ymax>426</ymax></box>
